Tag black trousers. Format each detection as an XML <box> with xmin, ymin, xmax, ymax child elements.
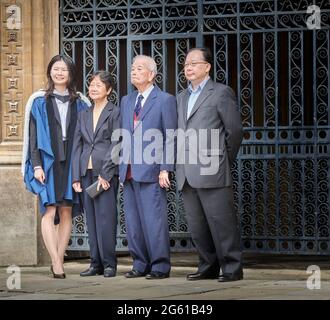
<box><xmin>81</xmin><ymin>170</ymin><xmax>119</xmax><ymax>269</ymax></box>
<box><xmin>182</xmin><ymin>181</ymin><xmax>242</xmax><ymax>275</ymax></box>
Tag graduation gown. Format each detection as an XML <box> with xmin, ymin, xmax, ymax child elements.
<box><xmin>23</xmin><ymin>95</ymin><xmax>89</xmax><ymax>215</ymax></box>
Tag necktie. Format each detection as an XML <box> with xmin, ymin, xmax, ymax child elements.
<box><xmin>52</xmin><ymin>93</ymin><xmax>70</xmax><ymax>103</ymax></box>
<box><xmin>134</xmin><ymin>94</ymin><xmax>144</xmax><ymax>118</ymax></box>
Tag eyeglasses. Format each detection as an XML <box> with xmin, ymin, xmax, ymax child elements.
<box><xmin>183</xmin><ymin>61</ymin><xmax>208</xmax><ymax>68</ymax></box>
<box><xmin>52</xmin><ymin>68</ymin><xmax>69</xmax><ymax>73</ymax></box>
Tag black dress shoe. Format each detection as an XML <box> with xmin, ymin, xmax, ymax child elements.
<box><xmin>50</xmin><ymin>266</ymin><xmax>66</xmax><ymax>279</ymax></box>
<box><xmin>80</xmin><ymin>266</ymin><xmax>103</xmax><ymax>277</ymax></box>
<box><xmin>145</xmin><ymin>271</ymin><xmax>169</xmax><ymax>280</ymax></box>
<box><xmin>124</xmin><ymin>269</ymin><xmax>147</xmax><ymax>278</ymax></box>
<box><xmin>103</xmin><ymin>267</ymin><xmax>116</xmax><ymax>278</ymax></box>
<box><xmin>218</xmin><ymin>271</ymin><xmax>243</xmax><ymax>282</ymax></box>
<box><xmin>186</xmin><ymin>271</ymin><xmax>219</xmax><ymax>281</ymax></box>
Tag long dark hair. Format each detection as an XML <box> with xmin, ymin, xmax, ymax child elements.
<box><xmin>45</xmin><ymin>54</ymin><xmax>78</xmax><ymax>102</ymax></box>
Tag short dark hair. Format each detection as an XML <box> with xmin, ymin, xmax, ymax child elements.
<box><xmin>89</xmin><ymin>70</ymin><xmax>114</xmax><ymax>99</ymax></box>
<box><xmin>186</xmin><ymin>47</ymin><xmax>212</xmax><ymax>64</ymax></box>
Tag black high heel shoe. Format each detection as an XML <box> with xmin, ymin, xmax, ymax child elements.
<box><xmin>51</xmin><ymin>266</ymin><xmax>66</xmax><ymax>279</ymax></box>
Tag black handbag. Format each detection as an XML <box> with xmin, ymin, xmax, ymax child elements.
<box><xmin>85</xmin><ymin>180</ymin><xmax>104</xmax><ymax>199</ymax></box>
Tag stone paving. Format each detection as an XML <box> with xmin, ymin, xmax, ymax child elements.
<box><xmin>0</xmin><ymin>253</ymin><xmax>329</xmax><ymax>300</ymax></box>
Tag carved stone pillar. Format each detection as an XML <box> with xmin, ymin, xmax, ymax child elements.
<box><xmin>0</xmin><ymin>0</ymin><xmax>59</xmax><ymax>266</ymax></box>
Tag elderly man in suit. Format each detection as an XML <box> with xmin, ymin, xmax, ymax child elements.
<box><xmin>119</xmin><ymin>55</ymin><xmax>177</xmax><ymax>279</ymax></box>
<box><xmin>176</xmin><ymin>47</ymin><xmax>243</xmax><ymax>282</ymax></box>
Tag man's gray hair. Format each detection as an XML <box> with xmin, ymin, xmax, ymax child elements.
<box><xmin>133</xmin><ymin>55</ymin><xmax>158</xmax><ymax>75</ymax></box>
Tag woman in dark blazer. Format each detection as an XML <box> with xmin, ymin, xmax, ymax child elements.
<box><xmin>72</xmin><ymin>71</ymin><xmax>120</xmax><ymax>277</ymax></box>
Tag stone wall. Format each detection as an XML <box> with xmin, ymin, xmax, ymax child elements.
<box><xmin>0</xmin><ymin>167</ymin><xmax>37</xmax><ymax>265</ymax></box>
<box><xmin>0</xmin><ymin>0</ymin><xmax>59</xmax><ymax>266</ymax></box>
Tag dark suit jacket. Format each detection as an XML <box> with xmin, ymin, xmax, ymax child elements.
<box><xmin>119</xmin><ymin>85</ymin><xmax>177</xmax><ymax>183</ymax></box>
<box><xmin>176</xmin><ymin>78</ymin><xmax>243</xmax><ymax>190</ymax></box>
<box><xmin>72</xmin><ymin>101</ymin><xmax>120</xmax><ymax>182</ymax></box>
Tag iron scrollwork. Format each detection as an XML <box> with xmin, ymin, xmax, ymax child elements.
<box><xmin>62</xmin><ymin>0</ymin><xmax>330</xmax><ymax>254</ymax></box>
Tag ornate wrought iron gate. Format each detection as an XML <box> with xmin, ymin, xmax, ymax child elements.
<box><xmin>61</xmin><ymin>0</ymin><xmax>330</xmax><ymax>254</ymax></box>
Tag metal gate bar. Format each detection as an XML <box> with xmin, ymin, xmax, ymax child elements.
<box><xmin>60</xmin><ymin>0</ymin><xmax>330</xmax><ymax>254</ymax></box>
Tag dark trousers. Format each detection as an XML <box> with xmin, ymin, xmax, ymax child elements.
<box><xmin>182</xmin><ymin>181</ymin><xmax>242</xmax><ymax>275</ymax></box>
<box><xmin>81</xmin><ymin>170</ymin><xmax>119</xmax><ymax>270</ymax></box>
<box><xmin>123</xmin><ymin>179</ymin><xmax>171</xmax><ymax>274</ymax></box>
